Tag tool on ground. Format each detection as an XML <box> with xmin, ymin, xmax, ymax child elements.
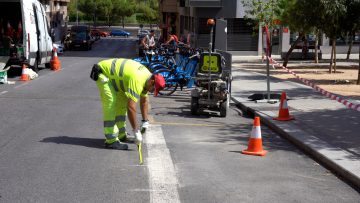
<box><xmin>138</xmin><ymin>143</ymin><xmax>143</xmax><ymax>165</ymax></box>
<box><xmin>273</xmin><ymin>92</ymin><xmax>294</xmax><ymax>121</ymax></box>
<box><xmin>242</xmin><ymin>116</ymin><xmax>267</xmax><ymax>156</ymax></box>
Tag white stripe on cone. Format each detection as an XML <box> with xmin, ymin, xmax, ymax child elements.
<box><xmin>250</xmin><ymin>126</ymin><xmax>262</xmax><ymax>139</ymax></box>
<box><xmin>282</xmin><ymin>100</ymin><xmax>288</xmax><ymax>109</ymax></box>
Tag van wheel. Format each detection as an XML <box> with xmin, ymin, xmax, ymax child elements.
<box><xmin>31</xmin><ymin>59</ymin><xmax>39</xmax><ymax>73</ymax></box>
<box><xmin>45</xmin><ymin>63</ymin><xmax>51</xmax><ymax>69</ymax></box>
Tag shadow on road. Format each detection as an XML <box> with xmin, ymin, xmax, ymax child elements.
<box><xmin>40</xmin><ymin>136</ymin><xmax>110</xmax><ymax>149</ymax></box>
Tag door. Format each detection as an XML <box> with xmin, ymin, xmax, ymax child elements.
<box><xmin>271</xmin><ymin>27</ymin><xmax>281</xmax><ymax>55</ymax></box>
<box><xmin>39</xmin><ymin>3</ymin><xmax>52</xmax><ymax>62</ymax></box>
<box><xmin>215</xmin><ymin>19</ymin><xmax>227</xmax><ymax>51</ymax></box>
<box><xmin>33</xmin><ymin>3</ymin><xmax>46</xmax><ymax>64</ymax></box>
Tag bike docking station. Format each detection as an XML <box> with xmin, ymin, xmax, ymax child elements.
<box><xmin>190</xmin><ymin>18</ymin><xmax>232</xmax><ymax>117</ymax></box>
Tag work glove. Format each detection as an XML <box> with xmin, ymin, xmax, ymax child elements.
<box><xmin>134</xmin><ymin>129</ymin><xmax>142</xmax><ymax>145</ymax></box>
<box><xmin>141</xmin><ymin>120</ymin><xmax>150</xmax><ymax>133</ymax></box>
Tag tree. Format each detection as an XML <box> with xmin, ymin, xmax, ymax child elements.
<box><xmin>112</xmin><ymin>0</ymin><xmax>136</xmax><ymax>28</ymax></box>
<box><xmin>277</xmin><ymin>0</ymin><xmax>322</xmax><ymax>67</ymax></box>
<box><xmin>136</xmin><ymin>0</ymin><xmax>159</xmax><ymax>27</ymax></box>
<box><xmin>346</xmin><ymin>0</ymin><xmax>360</xmax><ymax>84</ymax></box>
<box><xmin>67</xmin><ymin>0</ymin><xmax>85</xmax><ymax>23</ymax></box>
<box><xmin>98</xmin><ymin>0</ymin><xmax>113</xmax><ymax>27</ymax></box>
<box><xmin>319</xmin><ymin>0</ymin><xmax>346</xmax><ymax>73</ymax></box>
<box><xmin>77</xmin><ymin>0</ymin><xmax>103</xmax><ymax>26</ymax></box>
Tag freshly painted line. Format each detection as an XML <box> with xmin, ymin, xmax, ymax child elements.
<box><xmin>153</xmin><ymin>121</ymin><xmax>223</xmax><ymax>127</ymax></box>
<box><xmin>145</xmin><ymin>125</ymin><xmax>180</xmax><ymax>203</ymax></box>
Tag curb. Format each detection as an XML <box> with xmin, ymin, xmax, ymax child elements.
<box><xmin>232</xmin><ymin>96</ymin><xmax>360</xmax><ymax>191</ymax></box>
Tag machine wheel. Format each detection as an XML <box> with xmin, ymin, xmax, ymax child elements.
<box><xmin>220</xmin><ymin>94</ymin><xmax>229</xmax><ymax>117</ymax></box>
<box><xmin>191</xmin><ymin>97</ymin><xmax>199</xmax><ymax>115</ymax></box>
<box><xmin>220</xmin><ymin>101</ymin><xmax>227</xmax><ymax>117</ymax></box>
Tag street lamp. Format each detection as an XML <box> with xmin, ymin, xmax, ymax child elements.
<box><xmin>76</xmin><ymin>0</ymin><xmax>79</xmax><ymax>25</ymax></box>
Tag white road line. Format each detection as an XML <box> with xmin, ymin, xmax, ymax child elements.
<box><xmin>145</xmin><ymin>125</ymin><xmax>181</xmax><ymax>203</ymax></box>
<box><xmin>14</xmin><ymin>82</ymin><xmax>29</xmax><ymax>89</ymax></box>
<box><xmin>0</xmin><ymin>91</ymin><xmax>8</xmax><ymax>95</ymax></box>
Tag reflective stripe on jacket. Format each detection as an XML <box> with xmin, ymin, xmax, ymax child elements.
<box><xmin>98</xmin><ymin>58</ymin><xmax>151</xmax><ymax>102</ymax></box>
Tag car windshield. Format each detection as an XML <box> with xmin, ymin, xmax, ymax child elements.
<box><xmin>71</xmin><ymin>32</ymin><xmax>87</xmax><ymax>40</ymax></box>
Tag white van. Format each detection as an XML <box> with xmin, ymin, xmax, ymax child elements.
<box><xmin>0</xmin><ymin>0</ymin><xmax>53</xmax><ymax>71</ymax></box>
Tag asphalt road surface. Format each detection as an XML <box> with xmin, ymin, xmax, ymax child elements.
<box><xmin>0</xmin><ymin>37</ymin><xmax>359</xmax><ymax>202</ymax></box>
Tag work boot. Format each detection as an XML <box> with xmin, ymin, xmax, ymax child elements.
<box><xmin>105</xmin><ymin>140</ymin><xmax>128</xmax><ymax>150</ymax></box>
<box><xmin>119</xmin><ymin>132</ymin><xmax>134</xmax><ymax>143</ymax></box>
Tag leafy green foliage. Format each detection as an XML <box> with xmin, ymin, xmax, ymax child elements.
<box><xmin>68</xmin><ymin>0</ymin><xmax>157</xmax><ymax>26</ymax></box>
<box><xmin>136</xmin><ymin>0</ymin><xmax>159</xmax><ymax>24</ymax></box>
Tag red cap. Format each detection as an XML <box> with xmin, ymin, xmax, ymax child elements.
<box><xmin>153</xmin><ymin>74</ymin><xmax>165</xmax><ymax>96</ymax></box>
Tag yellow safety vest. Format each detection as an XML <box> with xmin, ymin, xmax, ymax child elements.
<box><xmin>98</xmin><ymin>58</ymin><xmax>151</xmax><ymax>102</ymax></box>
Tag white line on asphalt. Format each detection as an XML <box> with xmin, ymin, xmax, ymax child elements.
<box><xmin>14</xmin><ymin>82</ymin><xmax>29</xmax><ymax>89</ymax></box>
<box><xmin>145</xmin><ymin>125</ymin><xmax>180</xmax><ymax>203</ymax></box>
<box><xmin>0</xmin><ymin>91</ymin><xmax>8</xmax><ymax>95</ymax></box>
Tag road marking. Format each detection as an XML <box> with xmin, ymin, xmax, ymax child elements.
<box><xmin>14</xmin><ymin>82</ymin><xmax>29</xmax><ymax>89</ymax></box>
<box><xmin>0</xmin><ymin>91</ymin><xmax>8</xmax><ymax>95</ymax></box>
<box><xmin>153</xmin><ymin>121</ymin><xmax>223</xmax><ymax>127</ymax></box>
<box><xmin>145</xmin><ymin>125</ymin><xmax>180</xmax><ymax>203</ymax></box>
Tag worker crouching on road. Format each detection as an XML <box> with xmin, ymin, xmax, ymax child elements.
<box><xmin>90</xmin><ymin>58</ymin><xmax>165</xmax><ymax>150</ymax></box>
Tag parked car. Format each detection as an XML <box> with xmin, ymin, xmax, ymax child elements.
<box><xmin>64</xmin><ymin>26</ymin><xmax>93</xmax><ymax>50</ymax></box>
<box><xmin>137</xmin><ymin>30</ymin><xmax>150</xmax><ymax>44</ymax></box>
<box><xmin>110</xmin><ymin>29</ymin><xmax>130</xmax><ymax>37</ymax></box>
<box><xmin>53</xmin><ymin>43</ymin><xmax>64</xmax><ymax>54</ymax></box>
<box><xmin>64</xmin><ymin>32</ymin><xmax>92</xmax><ymax>51</ymax></box>
<box><xmin>91</xmin><ymin>29</ymin><xmax>110</xmax><ymax>39</ymax></box>
<box><xmin>137</xmin><ymin>30</ymin><xmax>150</xmax><ymax>37</ymax></box>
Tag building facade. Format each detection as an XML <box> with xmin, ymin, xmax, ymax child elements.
<box><xmin>160</xmin><ymin>0</ymin><xmax>359</xmax><ymax>56</ymax></box>
<box><xmin>39</xmin><ymin>0</ymin><xmax>70</xmax><ymax>42</ymax></box>
<box><xmin>160</xmin><ymin>0</ymin><xmax>260</xmax><ymax>54</ymax></box>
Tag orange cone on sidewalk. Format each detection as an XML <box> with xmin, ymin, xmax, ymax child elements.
<box><xmin>273</xmin><ymin>92</ymin><xmax>294</xmax><ymax>121</ymax></box>
<box><xmin>242</xmin><ymin>116</ymin><xmax>267</xmax><ymax>156</ymax></box>
<box><xmin>19</xmin><ymin>63</ymin><xmax>29</xmax><ymax>81</ymax></box>
<box><xmin>50</xmin><ymin>48</ymin><xmax>61</xmax><ymax>71</ymax></box>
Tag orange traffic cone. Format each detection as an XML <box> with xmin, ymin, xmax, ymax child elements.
<box><xmin>50</xmin><ymin>48</ymin><xmax>61</xmax><ymax>71</ymax></box>
<box><xmin>19</xmin><ymin>63</ymin><xmax>29</xmax><ymax>81</ymax></box>
<box><xmin>242</xmin><ymin>117</ymin><xmax>267</xmax><ymax>156</ymax></box>
<box><xmin>273</xmin><ymin>92</ymin><xmax>294</xmax><ymax>121</ymax></box>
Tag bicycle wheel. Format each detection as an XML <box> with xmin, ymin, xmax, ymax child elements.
<box><xmin>154</xmin><ymin>69</ymin><xmax>178</xmax><ymax>96</ymax></box>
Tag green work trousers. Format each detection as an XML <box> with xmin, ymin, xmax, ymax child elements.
<box><xmin>96</xmin><ymin>75</ymin><xmax>127</xmax><ymax>144</ymax></box>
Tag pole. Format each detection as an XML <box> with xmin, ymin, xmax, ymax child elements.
<box><xmin>76</xmin><ymin>0</ymin><xmax>79</xmax><ymax>25</ymax></box>
<box><xmin>208</xmin><ymin>25</ymin><xmax>213</xmax><ymax>101</ymax></box>
<box><xmin>266</xmin><ymin>51</ymin><xmax>270</xmax><ymax>102</ymax></box>
<box><xmin>264</xmin><ymin>26</ymin><xmax>271</xmax><ymax>103</ymax></box>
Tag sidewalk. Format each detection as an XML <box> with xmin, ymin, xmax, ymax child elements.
<box><xmin>230</xmin><ymin>60</ymin><xmax>360</xmax><ymax>190</ymax></box>
<box><xmin>232</xmin><ymin>53</ymin><xmax>359</xmax><ymax>63</ymax></box>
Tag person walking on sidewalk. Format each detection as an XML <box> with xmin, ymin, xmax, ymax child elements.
<box><xmin>90</xmin><ymin>58</ymin><xmax>165</xmax><ymax>150</ymax></box>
